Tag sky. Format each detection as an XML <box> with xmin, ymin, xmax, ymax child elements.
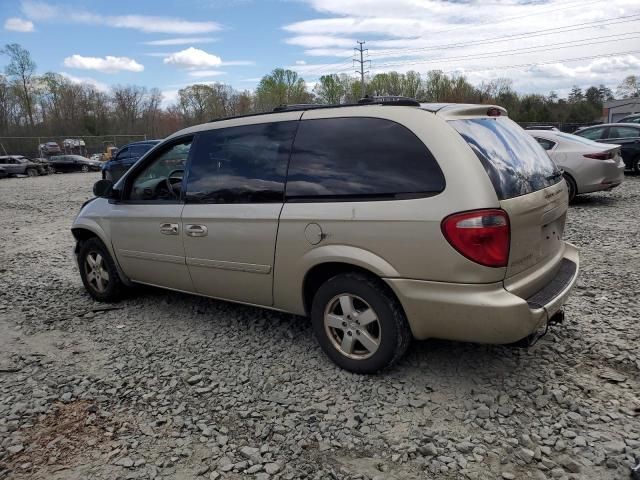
<box><xmin>1</xmin><ymin>0</ymin><xmax>640</xmax><ymax>106</ymax></box>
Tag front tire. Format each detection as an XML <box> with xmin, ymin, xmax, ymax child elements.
<box><xmin>81</xmin><ymin>164</ymin><xmax>89</xmax><ymax>173</ymax></box>
<box><xmin>633</xmin><ymin>156</ymin><xmax>640</xmax><ymax>174</ymax></box>
<box><xmin>26</xmin><ymin>168</ymin><xmax>37</xmax><ymax>177</ymax></box>
<box><xmin>311</xmin><ymin>273</ymin><xmax>411</xmax><ymax>374</ymax></box>
<box><xmin>78</xmin><ymin>238</ymin><xmax>124</xmax><ymax>302</ymax></box>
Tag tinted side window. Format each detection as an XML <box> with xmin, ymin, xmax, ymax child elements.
<box><xmin>578</xmin><ymin>127</ymin><xmax>606</xmax><ymax>140</ymax></box>
<box><xmin>286</xmin><ymin>117</ymin><xmax>445</xmax><ymax>200</ymax></box>
<box><xmin>131</xmin><ymin>145</ymin><xmax>150</xmax><ymax>157</ymax></box>
<box><xmin>609</xmin><ymin>126</ymin><xmax>640</xmax><ymax>139</ymax></box>
<box><xmin>115</xmin><ymin>147</ymin><xmax>129</xmax><ymax>160</ymax></box>
<box><xmin>186</xmin><ymin>121</ymin><xmax>297</xmax><ymax>204</ymax></box>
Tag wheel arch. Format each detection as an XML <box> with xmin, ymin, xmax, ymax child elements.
<box><xmin>301</xmin><ymin>260</ymin><xmax>404</xmax><ymax>318</ymax></box>
<box><xmin>71</xmin><ymin>223</ymin><xmax>133</xmax><ymax>286</ymax></box>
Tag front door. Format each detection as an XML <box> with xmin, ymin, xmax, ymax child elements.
<box><xmin>109</xmin><ymin>137</ymin><xmax>194</xmax><ymax>292</ymax></box>
<box><xmin>181</xmin><ymin>119</ymin><xmax>299</xmax><ymax>306</ymax></box>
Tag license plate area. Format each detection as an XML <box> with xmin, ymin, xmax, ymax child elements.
<box><xmin>540</xmin><ymin>219</ymin><xmax>564</xmax><ymax>259</ymax></box>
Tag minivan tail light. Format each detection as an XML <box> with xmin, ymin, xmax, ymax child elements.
<box><xmin>583</xmin><ymin>152</ymin><xmax>612</xmax><ymax>160</ymax></box>
<box><xmin>441</xmin><ymin>209</ymin><xmax>510</xmax><ymax>268</ymax></box>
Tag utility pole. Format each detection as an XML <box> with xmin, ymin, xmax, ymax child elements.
<box><xmin>354</xmin><ymin>41</ymin><xmax>370</xmax><ymax>97</ymax></box>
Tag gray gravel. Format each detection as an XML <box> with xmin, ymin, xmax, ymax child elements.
<box><xmin>0</xmin><ymin>172</ymin><xmax>639</xmax><ymax>480</ymax></box>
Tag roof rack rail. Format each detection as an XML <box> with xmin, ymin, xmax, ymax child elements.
<box><xmin>272</xmin><ymin>103</ymin><xmax>329</xmax><ymax>112</ymax></box>
<box><xmin>358</xmin><ymin>95</ymin><xmax>421</xmax><ymax>106</ymax></box>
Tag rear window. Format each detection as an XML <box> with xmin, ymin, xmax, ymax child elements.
<box><xmin>449</xmin><ymin>117</ymin><xmax>561</xmax><ymax>200</ymax></box>
<box><xmin>286</xmin><ymin>117</ymin><xmax>445</xmax><ymax>200</ymax></box>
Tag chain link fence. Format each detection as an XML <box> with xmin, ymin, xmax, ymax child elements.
<box><xmin>0</xmin><ymin>134</ymin><xmax>148</xmax><ymax>160</ymax></box>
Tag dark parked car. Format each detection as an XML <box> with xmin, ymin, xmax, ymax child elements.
<box><xmin>574</xmin><ymin>123</ymin><xmax>640</xmax><ymax>173</ymax></box>
<box><xmin>0</xmin><ymin>155</ymin><xmax>40</xmax><ymax>176</ymax></box>
<box><xmin>619</xmin><ymin>114</ymin><xmax>640</xmax><ymax>124</ymax></box>
<box><xmin>49</xmin><ymin>155</ymin><xmax>102</xmax><ymax>173</ymax></box>
<box><xmin>101</xmin><ymin>140</ymin><xmax>161</xmax><ymax>181</ymax></box>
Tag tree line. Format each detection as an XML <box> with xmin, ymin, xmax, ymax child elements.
<box><xmin>1</xmin><ymin>43</ymin><xmax>639</xmax><ymax>141</ymax></box>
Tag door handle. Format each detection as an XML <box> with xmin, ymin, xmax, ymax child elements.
<box><xmin>160</xmin><ymin>223</ymin><xmax>179</xmax><ymax>235</ymax></box>
<box><xmin>185</xmin><ymin>224</ymin><xmax>208</xmax><ymax>237</ymax></box>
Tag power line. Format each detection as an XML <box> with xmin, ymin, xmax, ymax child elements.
<box><xmin>425</xmin><ymin>49</ymin><xmax>640</xmax><ymax>76</ymax></box>
<box><xmin>367</xmin><ymin>13</ymin><xmax>640</xmax><ymax>58</ymax></box>
<box><xmin>299</xmin><ymin>56</ymin><xmax>356</xmax><ymax>75</ymax></box>
<box><xmin>413</xmin><ymin>0</ymin><xmax>607</xmax><ymax>37</ymax></box>
<box><xmin>373</xmin><ymin>31</ymin><xmax>640</xmax><ymax>69</ymax></box>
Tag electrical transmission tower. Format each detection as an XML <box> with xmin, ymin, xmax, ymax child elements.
<box><xmin>354</xmin><ymin>41</ymin><xmax>371</xmax><ymax>96</ymax></box>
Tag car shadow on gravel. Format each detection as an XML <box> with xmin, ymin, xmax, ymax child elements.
<box><xmin>131</xmin><ymin>285</ymin><xmax>542</xmax><ymax>383</ymax></box>
<box><xmin>571</xmin><ymin>194</ymin><xmax>620</xmax><ymax>208</ymax></box>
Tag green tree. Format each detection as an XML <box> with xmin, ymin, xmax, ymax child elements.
<box><xmin>2</xmin><ymin>43</ymin><xmax>37</xmax><ymax>127</ymax></box>
<box><xmin>313</xmin><ymin>74</ymin><xmax>345</xmax><ymax>104</ymax></box>
<box><xmin>255</xmin><ymin>68</ymin><xmax>310</xmax><ymax>112</ymax></box>
<box><xmin>568</xmin><ymin>86</ymin><xmax>583</xmax><ymax>103</ymax></box>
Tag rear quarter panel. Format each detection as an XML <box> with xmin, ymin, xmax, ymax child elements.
<box><xmin>273</xmin><ymin>106</ymin><xmax>505</xmax><ymax>314</ymax></box>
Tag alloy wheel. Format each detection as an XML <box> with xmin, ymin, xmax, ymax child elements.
<box><xmin>324</xmin><ymin>294</ymin><xmax>381</xmax><ymax>360</ymax></box>
<box><xmin>84</xmin><ymin>251</ymin><xmax>110</xmax><ymax>293</ymax></box>
<box><xmin>81</xmin><ymin>165</ymin><xmax>89</xmax><ymax>173</ymax></box>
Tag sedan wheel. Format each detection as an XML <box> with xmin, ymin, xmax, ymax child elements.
<box><xmin>81</xmin><ymin>164</ymin><xmax>89</xmax><ymax>173</ymax></box>
<box><xmin>563</xmin><ymin>173</ymin><xmax>577</xmax><ymax>203</ymax></box>
<box><xmin>84</xmin><ymin>251</ymin><xmax>110</xmax><ymax>293</ymax></box>
<box><xmin>324</xmin><ymin>294</ymin><xmax>381</xmax><ymax>360</ymax></box>
<box><xmin>26</xmin><ymin>168</ymin><xmax>37</xmax><ymax>177</ymax></box>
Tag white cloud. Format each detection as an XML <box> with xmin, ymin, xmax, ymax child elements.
<box><xmin>20</xmin><ymin>0</ymin><xmax>57</xmax><ymax>21</ymax></box>
<box><xmin>220</xmin><ymin>60</ymin><xmax>255</xmax><ymax>66</ymax></box>
<box><xmin>188</xmin><ymin>70</ymin><xmax>227</xmax><ymax>77</ymax></box>
<box><xmin>59</xmin><ymin>72</ymin><xmax>109</xmax><ymax>92</ymax></box>
<box><xmin>63</xmin><ymin>54</ymin><xmax>144</xmax><ymax>73</ymax></box>
<box><xmin>295</xmin><ymin>60</ymin><xmax>307</xmax><ymax>65</ymax></box>
<box><xmin>143</xmin><ymin>37</ymin><xmax>217</xmax><ymax>46</ymax></box>
<box><xmin>109</xmin><ymin>16</ymin><xmax>220</xmax><ymax>34</ymax></box>
<box><xmin>4</xmin><ymin>17</ymin><xmax>35</xmax><ymax>32</ymax></box>
<box><xmin>163</xmin><ymin>47</ymin><xmax>222</xmax><ymax>69</ymax></box>
<box><xmin>283</xmin><ymin>0</ymin><xmax>640</xmax><ymax>94</ymax></box>
<box><xmin>21</xmin><ymin>0</ymin><xmax>221</xmax><ymax>34</ymax></box>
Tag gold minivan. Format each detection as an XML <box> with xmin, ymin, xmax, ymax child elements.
<box><xmin>72</xmin><ymin>98</ymin><xmax>579</xmax><ymax>373</ymax></box>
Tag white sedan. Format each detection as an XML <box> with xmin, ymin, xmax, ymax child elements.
<box><xmin>527</xmin><ymin>130</ymin><xmax>625</xmax><ymax>202</ymax></box>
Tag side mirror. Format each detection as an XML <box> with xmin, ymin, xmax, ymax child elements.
<box><xmin>93</xmin><ymin>179</ymin><xmax>114</xmax><ymax>198</ymax></box>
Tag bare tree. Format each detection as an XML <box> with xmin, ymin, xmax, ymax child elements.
<box><xmin>2</xmin><ymin>43</ymin><xmax>37</xmax><ymax>127</ymax></box>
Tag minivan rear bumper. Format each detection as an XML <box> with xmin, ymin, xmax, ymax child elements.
<box><xmin>385</xmin><ymin>243</ymin><xmax>579</xmax><ymax>343</ymax></box>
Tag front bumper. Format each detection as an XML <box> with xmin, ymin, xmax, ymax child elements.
<box><xmin>385</xmin><ymin>243</ymin><xmax>579</xmax><ymax>344</ymax></box>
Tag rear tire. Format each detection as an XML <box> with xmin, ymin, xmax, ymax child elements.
<box><xmin>310</xmin><ymin>273</ymin><xmax>411</xmax><ymax>374</ymax></box>
<box><xmin>563</xmin><ymin>173</ymin><xmax>577</xmax><ymax>203</ymax></box>
<box><xmin>78</xmin><ymin>237</ymin><xmax>124</xmax><ymax>302</ymax></box>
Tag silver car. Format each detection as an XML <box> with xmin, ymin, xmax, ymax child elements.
<box><xmin>528</xmin><ymin>130</ymin><xmax>625</xmax><ymax>202</ymax></box>
<box><xmin>72</xmin><ymin>99</ymin><xmax>579</xmax><ymax>373</ymax></box>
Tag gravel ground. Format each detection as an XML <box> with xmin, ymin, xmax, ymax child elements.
<box><xmin>0</xmin><ymin>172</ymin><xmax>638</xmax><ymax>480</ymax></box>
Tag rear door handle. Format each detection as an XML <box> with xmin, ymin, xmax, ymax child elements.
<box><xmin>160</xmin><ymin>223</ymin><xmax>179</xmax><ymax>235</ymax></box>
<box><xmin>185</xmin><ymin>224</ymin><xmax>208</xmax><ymax>237</ymax></box>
